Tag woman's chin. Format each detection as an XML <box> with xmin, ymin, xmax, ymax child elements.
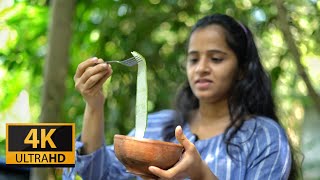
<box><xmin>195</xmin><ymin>94</ymin><xmax>225</xmax><ymax>104</ymax></box>
<box><xmin>196</xmin><ymin>95</ymin><xmax>215</xmax><ymax>102</ymax></box>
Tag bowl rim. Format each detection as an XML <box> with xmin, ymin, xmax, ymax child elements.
<box><xmin>114</xmin><ymin>134</ymin><xmax>183</xmax><ymax>148</ymax></box>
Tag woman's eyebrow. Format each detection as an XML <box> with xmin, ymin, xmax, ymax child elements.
<box><xmin>207</xmin><ymin>49</ymin><xmax>227</xmax><ymax>55</ymax></box>
<box><xmin>188</xmin><ymin>49</ymin><xmax>227</xmax><ymax>55</ymax></box>
<box><xmin>187</xmin><ymin>51</ymin><xmax>198</xmax><ymax>55</ymax></box>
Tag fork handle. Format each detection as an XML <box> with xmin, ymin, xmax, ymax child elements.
<box><xmin>105</xmin><ymin>61</ymin><xmax>118</xmax><ymax>63</ymax></box>
<box><xmin>94</xmin><ymin>61</ymin><xmax>114</xmax><ymax>65</ymax></box>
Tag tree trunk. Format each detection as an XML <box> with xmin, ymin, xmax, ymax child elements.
<box><xmin>30</xmin><ymin>0</ymin><xmax>75</xmax><ymax>179</ymax></box>
<box><xmin>274</xmin><ymin>0</ymin><xmax>320</xmax><ymax>113</ymax></box>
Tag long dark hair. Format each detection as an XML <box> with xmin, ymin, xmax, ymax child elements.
<box><xmin>163</xmin><ymin>14</ymin><xmax>300</xmax><ymax>179</ymax></box>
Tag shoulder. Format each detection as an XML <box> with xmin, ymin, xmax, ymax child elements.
<box><xmin>232</xmin><ymin>117</ymin><xmax>292</xmax><ymax>179</ymax></box>
<box><xmin>231</xmin><ymin>116</ymin><xmax>291</xmax><ymax>159</ymax></box>
<box><xmin>241</xmin><ymin>116</ymin><xmax>289</xmax><ymax>143</ymax></box>
<box><xmin>241</xmin><ymin>117</ymin><xmax>291</xmax><ymax>164</ymax></box>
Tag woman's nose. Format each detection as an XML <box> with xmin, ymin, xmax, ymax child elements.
<box><xmin>195</xmin><ymin>58</ymin><xmax>210</xmax><ymax>74</ymax></box>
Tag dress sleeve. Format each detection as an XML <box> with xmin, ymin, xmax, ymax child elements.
<box><xmin>62</xmin><ymin>134</ymin><xmax>135</xmax><ymax>180</ymax></box>
<box><xmin>245</xmin><ymin>119</ymin><xmax>292</xmax><ymax>180</ymax></box>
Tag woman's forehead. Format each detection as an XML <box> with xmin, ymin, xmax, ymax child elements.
<box><xmin>188</xmin><ymin>25</ymin><xmax>231</xmax><ymax>53</ymax></box>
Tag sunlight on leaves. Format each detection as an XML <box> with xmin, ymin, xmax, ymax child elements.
<box><xmin>149</xmin><ymin>0</ymin><xmax>160</xmax><ymax>5</ymax></box>
<box><xmin>89</xmin><ymin>29</ymin><xmax>100</xmax><ymax>42</ymax></box>
<box><xmin>235</xmin><ymin>0</ymin><xmax>252</xmax><ymax>10</ymax></box>
<box><xmin>0</xmin><ymin>90</ymin><xmax>30</xmax><ymax>140</ymax></box>
<box><xmin>0</xmin><ymin>0</ymin><xmax>13</xmax><ymax>11</ymax></box>
<box><xmin>199</xmin><ymin>1</ymin><xmax>212</xmax><ymax>13</ymax></box>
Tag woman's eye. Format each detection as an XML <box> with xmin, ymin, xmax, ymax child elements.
<box><xmin>211</xmin><ymin>57</ymin><xmax>223</xmax><ymax>63</ymax></box>
<box><xmin>188</xmin><ymin>58</ymin><xmax>198</xmax><ymax>64</ymax></box>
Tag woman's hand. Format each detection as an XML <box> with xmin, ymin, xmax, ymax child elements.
<box><xmin>74</xmin><ymin>57</ymin><xmax>112</xmax><ymax>108</ymax></box>
<box><xmin>148</xmin><ymin>126</ymin><xmax>218</xmax><ymax>180</ymax></box>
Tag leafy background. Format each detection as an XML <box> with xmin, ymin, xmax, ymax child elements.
<box><xmin>0</xmin><ymin>0</ymin><xmax>319</xmax><ymax>179</ymax></box>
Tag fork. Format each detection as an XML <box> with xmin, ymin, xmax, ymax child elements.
<box><xmin>106</xmin><ymin>57</ymin><xmax>141</xmax><ymax>67</ymax></box>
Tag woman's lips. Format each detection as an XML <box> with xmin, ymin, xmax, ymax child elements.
<box><xmin>195</xmin><ymin>79</ymin><xmax>213</xmax><ymax>89</ymax></box>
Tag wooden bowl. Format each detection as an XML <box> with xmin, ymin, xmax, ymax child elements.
<box><xmin>114</xmin><ymin>134</ymin><xmax>184</xmax><ymax>179</ymax></box>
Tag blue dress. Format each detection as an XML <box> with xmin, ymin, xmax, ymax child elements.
<box><xmin>63</xmin><ymin>110</ymin><xmax>291</xmax><ymax>180</ymax></box>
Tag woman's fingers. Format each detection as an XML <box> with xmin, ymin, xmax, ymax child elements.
<box><xmin>148</xmin><ymin>166</ymin><xmax>166</xmax><ymax>178</ymax></box>
<box><xmin>80</xmin><ymin>60</ymin><xmax>108</xmax><ymax>84</ymax></box>
<box><xmin>83</xmin><ymin>64</ymin><xmax>109</xmax><ymax>89</ymax></box>
<box><xmin>149</xmin><ymin>165</ymin><xmax>186</xmax><ymax>180</ymax></box>
<box><xmin>74</xmin><ymin>57</ymin><xmax>113</xmax><ymax>97</ymax></box>
<box><xmin>149</xmin><ymin>127</ymin><xmax>210</xmax><ymax>180</ymax></box>
<box><xmin>92</xmin><ymin>64</ymin><xmax>112</xmax><ymax>89</ymax></box>
<box><xmin>148</xmin><ymin>126</ymin><xmax>194</xmax><ymax>179</ymax></box>
<box><xmin>74</xmin><ymin>57</ymin><xmax>99</xmax><ymax>80</ymax></box>
<box><xmin>87</xmin><ymin>65</ymin><xmax>112</xmax><ymax>95</ymax></box>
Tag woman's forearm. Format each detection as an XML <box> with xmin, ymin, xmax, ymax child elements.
<box><xmin>80</xmin><ymin>103</ymin><xmax>105</xmax><ymax>154</ymax></box>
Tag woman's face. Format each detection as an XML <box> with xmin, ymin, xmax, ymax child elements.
<box><xmin>187</xmin><ymin>25</ymin><xmax>239</xmax><ymax>103</ymax></box>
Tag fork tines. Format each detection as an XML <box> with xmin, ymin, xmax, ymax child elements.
<box><xmin>132</xmin><ymin>56</ymin><xmax>143</xmax><ymax>62</ymax></box>
<box><xmin>124</xmin><ymin>57</ymin><xmax>141</xmax><ymax>66</ymax></box>
<box><xmin>105</xmin><ymin>56</ymin><xmax>142</xmax><ymax>67</ymax></box>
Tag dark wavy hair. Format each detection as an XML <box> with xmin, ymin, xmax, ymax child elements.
<box><xmin>163</xmin><ymin>14</ymin><xmax>300</xmax><ymax>179</ymax></box>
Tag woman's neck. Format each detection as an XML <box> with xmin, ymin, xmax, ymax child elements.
<box><xmin>190</xmin><ymin>99</ymin><xmax>231</xmax><ymax>140</ymax></box>
<box><xmin>196</xmin><ymin>99</ymin><xmax>230</xmax><ymax>124</ymax></box>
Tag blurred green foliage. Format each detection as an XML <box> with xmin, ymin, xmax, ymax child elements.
<box><xmin>0</xmin><ymin>0</ymin><xmax>319</xmax><ymax>168</ymax></box>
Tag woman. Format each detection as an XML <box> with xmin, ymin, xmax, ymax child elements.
<box><xmin>64</xmin><ymin>14</ymin><xmax>297</xmax><ymax>179</ymax></box>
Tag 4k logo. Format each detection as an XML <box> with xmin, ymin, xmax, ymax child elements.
<box><xmin>6</xmin><ymin>123</ymin><xmax>75</xmax><ymax>167</ymax></box>
<box><xmin>24</xmin><ymin>129</ymin><xmax>57</xmax><ymax>148</ymax></box>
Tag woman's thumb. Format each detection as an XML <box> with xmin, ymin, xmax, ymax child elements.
<box><xmin>175</xmin><ymin>125</ymin><xmax>192</xmax><ymax>149</ymax></box>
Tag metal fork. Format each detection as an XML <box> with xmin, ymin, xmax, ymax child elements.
<box><xmin>106</xmin><ymin>57</ymin><xmax>141</xmax><ymax>67</ymax></box>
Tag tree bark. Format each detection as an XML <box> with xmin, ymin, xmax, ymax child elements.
<box><xmin>30</xmin><ymin>0</ymin><xmax>75</xmax><ymax>179</ymax></box>
<box><xmin>274</xmin><ymin>0</ymin><xmax>320</xmax><ymax>113</ymax></box>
